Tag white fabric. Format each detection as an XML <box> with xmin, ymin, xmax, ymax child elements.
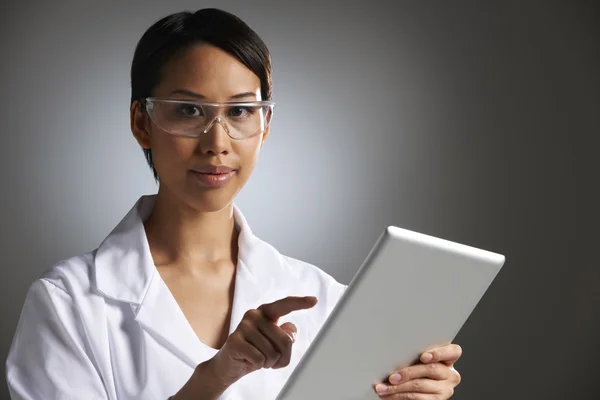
<box><xmin>6</xmin><ymin>195</ymin><xmax>347</xmax><ymax>400</ymax></box>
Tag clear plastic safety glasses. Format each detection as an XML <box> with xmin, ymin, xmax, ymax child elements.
<box><xmin>143</xmin><ymin>97</ymin><xmax>275</xmax><ymax>140</ymax></box>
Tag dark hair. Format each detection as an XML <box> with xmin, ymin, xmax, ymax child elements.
<box><xmin>130</xmin><ymin>8</ymin><xmax>273</xmax><ymax>180</ymax></box>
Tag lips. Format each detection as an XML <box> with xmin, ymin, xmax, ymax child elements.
<box><xmin>192</xmin><ymin>165</ymin><xmax>235</xmax><ymax>174</ymax></box>
<box><xmin>190</xmin><ymin>165</ymin><xmax>237</xmax><ymax>188</ymax></box>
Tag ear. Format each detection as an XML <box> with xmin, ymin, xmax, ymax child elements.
<box><xmin>259</xmin><ymin>107</ymin><xmax>274</xmax><ymax>147</ymax></box>
<box><xmin>130</xmin><ymin>100</ymin><xmax>152</xmax><ymax>149</ymax></box>
<box><xmin>260</xmin><ymin>126</ymin><xmax>270</xmax><ymax>147</ymax></box>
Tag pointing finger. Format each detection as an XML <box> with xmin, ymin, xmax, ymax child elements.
<box><xmin>258</xmin><ymin>296</ymin><xmax>318</xmax><ymax>321</ymax></box>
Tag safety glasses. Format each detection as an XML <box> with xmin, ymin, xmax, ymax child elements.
<box><xmin>143</xmin><ymin>97</ymin><xmax>275</xmax><ymax>140</ymax></box>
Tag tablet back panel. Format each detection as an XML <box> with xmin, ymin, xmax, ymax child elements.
<box><xmin>276</xmin><ymin>226</ymin><xmax>505</xmax><ymax>400</ymax></box>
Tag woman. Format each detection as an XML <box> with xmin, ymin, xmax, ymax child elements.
<box><xmin>6</xmin><ymin>8</ymin><xmax>462</xmax><ymax>400</ymax></box>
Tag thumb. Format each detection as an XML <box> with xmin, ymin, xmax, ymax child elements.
<box><xmin>279</xmin><ymin>322</ymin><xmax>297</xmax><ymax>343</ymax></box>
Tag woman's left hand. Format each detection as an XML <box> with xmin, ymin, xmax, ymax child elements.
<box><xmin>373</xmin><ymin>343</ymin><xmax>462</xmax><ymax>399</ymax></box>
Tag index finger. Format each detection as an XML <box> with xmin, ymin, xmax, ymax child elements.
<box><xmin>259</xmin><ymin>296</ymin><xmax>318</xmax><ymax>321</ymax></box>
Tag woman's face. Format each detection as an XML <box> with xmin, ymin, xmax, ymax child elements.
<box><xmin>131</xmin><ymin>43</ymin><xmax>269</xmax><ymax>212</ymax></box>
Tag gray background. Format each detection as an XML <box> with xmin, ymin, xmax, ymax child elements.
<box><xmin>0</xmin><ymin>1</ymin><xmax>598</xmax><ymax>399</ymax></box>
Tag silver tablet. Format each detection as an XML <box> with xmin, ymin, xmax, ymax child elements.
<box><xmin>276</xmin><ymin>226</ymin><xmax>505</xmax><ymax>400</ymax></box>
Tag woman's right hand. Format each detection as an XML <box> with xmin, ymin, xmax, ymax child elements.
<box><xmin>210</xmin><ymin>296</ymin><xmax>318</xmax><ymax>387</ymax></box>
<box><xmin>175</xmin><ymin>296</ymin><xmax>318</xmax><ymax>399</ymax></box>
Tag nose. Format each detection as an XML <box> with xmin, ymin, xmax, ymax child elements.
<box><xmin>196</xmin><ymin>116</ymin><xmax>231</xmax><ymax>155</ymax></box>
<box><xmin>203</xmin><ymin>117</ymin><xmax>230</xmax><ymax>136</ymax></box>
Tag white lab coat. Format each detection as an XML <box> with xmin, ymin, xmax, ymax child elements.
<box><xmin>6</xmin><ymin>195</ymin><xmax>347</xmax><ymax>400</ymax></box>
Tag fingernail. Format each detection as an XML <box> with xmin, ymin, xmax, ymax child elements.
<box><xmin>389</xmin><ymin>373</ymin><xmax>402</xmax><ymax>384</ymax></box>
<box><xmin>375</xmin><ymin>384</ymin><xmax>388</xmax><ymax>394</ymax></box>
<box><xmin>422</xmin><ymin>353</ymin><xmax>433</xmax><ymax>362</ymax></box>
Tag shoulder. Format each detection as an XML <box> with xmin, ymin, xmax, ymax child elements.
<box><xmin>282</xmin><ymin>254</ymin><xmax>347</xmax><ymax>314</ymax></box>
<box><xmin>35</xmin><ymin>250</ymin><xmax>97</xmax><ymax>299</ymax></box>
<box><xmin>7</xmin><ymin>252</ymin><xmax>109</xmax><ymax>399</ymax></box>
<box><xmin>247</xmin><ymin>235</ymin><xmax>347</xmax><ymax>317</ymax></box>
<box><xmin>15</xmin><ymin>251</ymin><xmax>103</xmax><ymax>335</ymax></box>
<box><xmin>235</xmin><ymin>205</ymin><xmax>346</xmax><ymax>296</ymax></box>
<box><xmin>280</xmin><ymin>254</ymin><xmax>346</xmax><ymax>294</ymax></box>
<box><xmin>16</xmin><ymin>251</ymin><xmax>96</xmax><ymax>326</ymax></box>
<box><xmin>251</xmin><ymin>243</ymin><xmax>347</xmax><ymax>343</ymax></box>
<box><xmin>249</xmin><ymin>234</ymin><xmax>345</xmax><ymax>289</ymax></box>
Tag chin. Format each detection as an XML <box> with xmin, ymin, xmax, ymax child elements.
<box><xmin>192</xmin><ymin>199</ymin><xmax>234</xmax><ymax>213</ymax></box>
<box><xmin>182</xmin><ymin>187</ymin><xmax>241</xmax><ymax>214</ymax></box>
<box><xmin>158</xmin><ymin>172</ymin><xmax>248</xmax><ymax>213</ymax></box>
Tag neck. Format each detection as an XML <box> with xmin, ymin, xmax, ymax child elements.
<box><xmin>144</xmin><ymin>188</ymin><xmax>239</xmax><ymax>272</ymax></box>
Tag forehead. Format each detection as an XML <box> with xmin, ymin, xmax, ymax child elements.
<box><xmin>154</xmin><ymin>43</ymin><xmax>261</xmax><ymax>99</ymax></box>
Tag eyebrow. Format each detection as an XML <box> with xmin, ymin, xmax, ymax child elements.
<box><xmin>169</xmin><ymin>89</ymin><xmax>258</xmax><ymax>100</ymax></box>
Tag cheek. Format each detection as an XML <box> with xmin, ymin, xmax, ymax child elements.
<box><xmin>235</xmin><ymin>136</ymin><xmax>263</xmax><ymax>174</ymax></box>
<box><xmin>149</xmin><ymin>132</ymin><xmax>196</xmax><ymax>172</ymax></box>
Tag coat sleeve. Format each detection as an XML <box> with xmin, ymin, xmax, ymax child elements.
<box><xmin>6</xmin><ymin>279</ymin><xmax>108</xmax><ymax>400</ymax></box>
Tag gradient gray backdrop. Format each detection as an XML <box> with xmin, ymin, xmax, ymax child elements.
<box><xmin>1</xmin><ymin>1</ymin><xmax>598</xmax><ymax>399</ymax></box>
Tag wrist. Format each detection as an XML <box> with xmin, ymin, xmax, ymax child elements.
<box><xmin>195</xmin><ymin>358</ymin><xmax>229</xmax><ymax>397</ymax></box>
<box><xmin>172</xmin><ymin>359</ymin><xmax>227</xmax><ymax>400</ymax></box>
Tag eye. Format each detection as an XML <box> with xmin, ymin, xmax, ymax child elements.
<box><xmin>228</xmin><ymin>106</ymin><xmax>255</xmax><ymax>118</ymax></box>
<box><xmin>176</xmin><ymin>104</ymin><xmax>203</xmax><ymax>117</ymax></box>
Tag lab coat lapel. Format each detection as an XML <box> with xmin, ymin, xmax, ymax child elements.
<box><xmin>228</xmin><ymin>205</ymin><xmax>261</xmax><ymax>335</ymax></box>
<box><xmin>228</xmin><ymin>257</ymin><xmax>261</xmax><ymax>336</ymax></box>
<box><xmin>228</xmin><ymin>205</ymin><xmax>279</xmax><ymax>334</ymax></box>
<box><xmin>94</xmin><ymin>195</ymin><xmax>213</xmax><ymax>369</ymax></box>
<box><xmin>134</xmin><ymin>273</ymin><xmax>214</xmax><ymax>368</ymax></box>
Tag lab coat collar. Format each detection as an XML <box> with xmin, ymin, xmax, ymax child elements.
<box><xmin>94</xmin><ymin>195</ymin><xmax>156</xmax><ymax>304</ymax></box>
<box><xmin>93</xmin><ymin>195</ymin><xmax>273</xmax><ymax>368</ymax></box>
<box><xmin>93</xmin><ymin>194</ymin><xmax>263</xmax><ymax>306</ymax></box>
